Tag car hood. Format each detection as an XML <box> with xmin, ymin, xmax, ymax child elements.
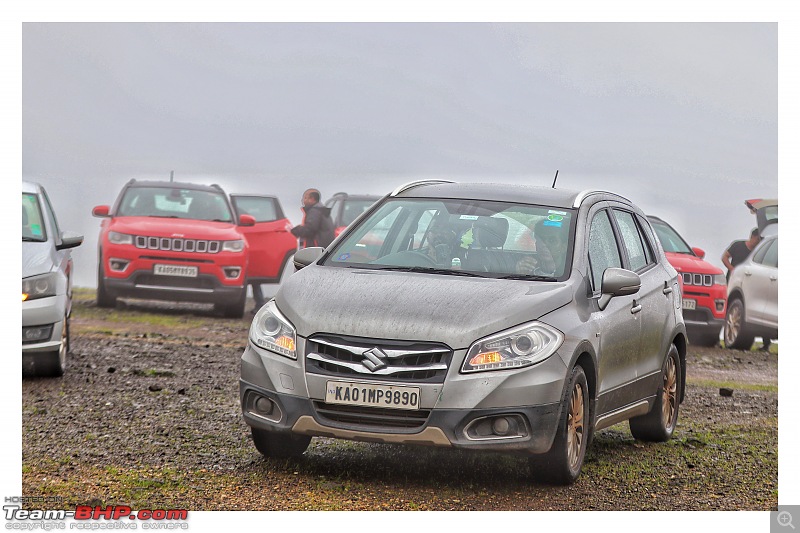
<box><xmin>108</xmin><ymin>217</ymin><xmax>241</xmax><ymax>239</ymax></box>
<box><xmin>22</xmin><ymin>241</ymin><xmax>55</xmax><ymax>278</ymax></box>
<box><xmin>275</xmin><ymin>265</ymin><xmax>574</xmax><ymax>350</ymax></box>
<box><xmin>664</xmin><ymin>252</ymin><xmax>722</xmax><ymax>275</ymax></box>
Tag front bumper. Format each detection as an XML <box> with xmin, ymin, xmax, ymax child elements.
<box><xmin>22</xmin><ymin>295</ymin><xmax>65</xmax><ymax>354</ymax></box>
<box><xmin>240</xmin><ymin>338</ymin><xmax>568</xmax><ymax>455</ymax></box>
<box><xmin>104</xmin><ymin>273</ymin><xmax>244</xmax><ymax>304</ymax></box>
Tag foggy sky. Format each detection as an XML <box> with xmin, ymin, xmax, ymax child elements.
<box><xmin>21</xmin><ymin>22</ymin><xmax>778</xmax><ymax>287</ymax></box>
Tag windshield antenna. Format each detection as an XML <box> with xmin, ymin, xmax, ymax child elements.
<box><xmin>551</xmin><ymin>169</ymin><xmax>559</xmax><ymax>189</ymax></box>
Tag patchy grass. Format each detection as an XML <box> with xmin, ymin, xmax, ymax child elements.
<box><xmin>686</xmin><ymin>378</ymin><xmax>778</xmax><ymax>393</ymax></box>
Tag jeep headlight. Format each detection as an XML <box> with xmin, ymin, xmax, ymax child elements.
<box><xmin>250</xmin><ymin>300</ymin><xmax>297</xmax><ymax>359</ymax></box>
<box><xmin>22</xmin><ymin>273</ymin><xmax>58</xmax><ymax>301</ymax></box>
<box><xmin>462</xmin><ymin>322</ymin><xmax>564</xmax><ymax>373</ymax></box>
<box><xmin>108</xmin><ymin>231</ymin><xmax>134</xmax><ymax>245</ymax></box>
<box><xmin>713</xmin><ymin>274</ymin><xmax>727</xmax><ymax>286</ymax></box>
<box><xmin>222</xmin><ymin>239</ymin><xmax>245</xmax><ymax>253</ymax></box>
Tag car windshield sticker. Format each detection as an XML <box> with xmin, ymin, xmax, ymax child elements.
<box><xmin>548</xmin><ymin>209</ymin><xmax>567</xmax><ymax>216</ymax></box>
<box><xmin>338</xmin><ymin>253</ymin><xmax>351</xmax><ymax>261</ymax></box>
<box><xmin>459</xmin><ymin>215</ymin><xmax>479</xmax><ymax>220</ymax></box>
<box><xmin>543</xmin><ymin>220</ymin><xmax>563</xmax><ymax>227</ymax></box>
<box><xmin>30</xmin><ymin>224</ymin><xmax>42</xmax><ymax>236</ymax></box>
<box><xmin>547</xmin><ymin>214</ymin><xmax>565</xmax><ymax>222</ymax></box>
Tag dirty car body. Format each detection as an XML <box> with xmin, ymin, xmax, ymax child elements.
<box><xmin>240</xmin><ymin>180</ymin><xmax>687</xmax><ymax>484</ymax></box>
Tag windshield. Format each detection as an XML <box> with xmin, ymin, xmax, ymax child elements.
<box><xmin>22</xmin><ymin>193</ymin><xmax>47</xmax><ymax>242</ymax></box>
<box><xmin>323</xmin><ymin>198</ymin><xmax>576</xmax><ymax>279</ymax></box>
<box><xmin>650</xmin><ymin>219</ymin><xmax>693</xmax><ymax>254</ymax></box>
<box><xmin>117</xmin><ymin>187</ymin><xmax>233</xmax><ymax>222</ymax></box>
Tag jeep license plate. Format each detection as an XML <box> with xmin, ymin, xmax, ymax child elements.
<box><xmin>325</xmin><ymin>381</ymin><xmax>420</xmax><ymax>411</ymax></box>
<box><xmin>682</xmin><ymin>298</ymin><xmax>696</xmax><ymax>310</ymax></box>
<box><xmin>154</xmin><ymin>264</ymin><xmax>198</xmax><ymax>277</ymax></box>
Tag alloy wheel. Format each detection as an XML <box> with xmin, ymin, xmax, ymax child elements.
<box><xmin>725</xmin><ymin>303</ymin><xmax>742</xmax><ymax>345</ymax></box>
<box><xmin>566</xmin><ymin>382</ymin><xmax>585</xmax><ymax>470</ymax></box>
<box><xmin>662</xmin><ymin>355</ymin><xmax>677</xmax><ymax>428</ymax></box>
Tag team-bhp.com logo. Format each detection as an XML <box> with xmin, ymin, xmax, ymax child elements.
<box><xmin>4</xmin><ymin>499</ymin><xmax>189</xmax><ymax>530</ymax></box>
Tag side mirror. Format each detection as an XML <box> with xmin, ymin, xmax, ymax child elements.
<box><xmin>57</xmin><ymin>231</ymin><xmax>84</xmax><ymax>250</ymax></box>
<box><xmin>92</xmin><ymin>205</ymin><xmax>110</xmax><ymax>218</ymax></box>
<box><xmin>691</xmin><ymin>247</ymin><xmax>705</xmax><ymax>259</ymax></box>
<box><xmin>293</xmin><ymin>247</ymin><xmax>324</xmax><ymax>270</ymax></box>
<box><xmin>239</xmin><ymin>214</ymin><xmax>256</xmax><ymax>227</ymax></box>
<box><xmin>598</xmin><ymin>267</ymin><xmax>641</xmax><ymax>310</ymax></box>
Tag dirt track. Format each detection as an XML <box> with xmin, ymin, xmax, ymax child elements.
<box><xmin>21</xmin><ymin>293</ymin><xmax>778</xmax><ymax>510</ymax></box>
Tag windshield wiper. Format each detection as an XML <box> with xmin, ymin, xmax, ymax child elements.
<box><xmin>497</xmin><ymin>274</ymin><xmax>558</xmax><ymax>281</ymax></box>
<box><xmin>376</xmin><ymin>266</ymin><xmax>487</xmax><ymax>278</ymax></box>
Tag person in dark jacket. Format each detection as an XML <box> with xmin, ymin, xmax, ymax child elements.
<box><xmin>290</xmin><ymin>189</ymin><xmax>335</xmax><ymax>248</ymax></box>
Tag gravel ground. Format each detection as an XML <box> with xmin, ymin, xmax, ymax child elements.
<box><xmin>21</xmin><ymin>294</ymin><xmax>778</xmax><ymax>511</ymax></box>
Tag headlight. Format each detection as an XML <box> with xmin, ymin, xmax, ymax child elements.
<box><xmin>249</xmin><ymin>300</ymin><xmax>297</xmax><ymax>359</ymax></box>
<box><xmin>108</xmin><ymin>231</ymin><xmax>134</xmax><ymax>245</ymax></box>
<box><xmin>22</xmin><ymin>273</ymin><xmax>59</xmax><ymax>301</ymax></box>
<box><xmin>461</xmin><ymin>321</ymin><xmax>564</xmax><ymax>373</ymax></box>
<box><xmin>713</xmin><ymin>274</ymin><xmax>727</xmax><ymax>286</ymax></box>
<box><xmin>222</xmin><ymin>240</ymin><xmax>245</xmax><ymax>252</ymax></box>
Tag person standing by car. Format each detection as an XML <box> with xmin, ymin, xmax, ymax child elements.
<box><xmin>290</xmin><ymin>188</ymin><xmax>335</xmax><ymax>249</ymax></box>
<box><xmin>722</xmin><ymin>228</ymin><xmax>761</xmax><ymax>283</ymax></box>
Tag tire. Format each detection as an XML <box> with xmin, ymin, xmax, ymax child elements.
<box><xmin>38</xmin><ymin>314</ymin><xmax>69</xmax><ymax>377</ymax></box>
<box><xmin>251</xmin><ymin>428</ymin><xmax>311</xmax><ymax>458</ymax></box>
<box><xmin>530</xmin><ymin>365</ymin><xmax>589</xmax><ymax>485</ymax></box>
<box><xmin>689</xmin><ymin>328</ymin><xmax>721</xmax><ymax>347</ymax></box>
<box><xmin>96</xmin><ymin>260</ymin><xmax>117</xmax><ymax>308</ymax></box>
<box><xmin>629</xmin><ymin>345</ymin><xmax>682</xmax><ymax>442</ymax></box>
<box><xmin>724</xmin><ymin>298</ymin><xmax>755</xmax><ymax>350</ymax></box>
<box><xmin>217</xmin><ymin>288</ymin><xmax>247</xmax><ymax>318</ymax></box>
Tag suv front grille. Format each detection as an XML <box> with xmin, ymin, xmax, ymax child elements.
<box><xmin>135</xmin><ymin>236</ymin><xmax>221</xmax><ymax>254</ymax></box>
<box><xmin>682</xmin><ymin>273</ymin><xmax>713</xmax><ymax>287</ymax></box>
<box><xmin>312</xmin><ymin>401</ymin><xmax>430</xmax><ymax>430</ymax></box>
<box><xmin>306</xmin><ymin>335</ymin><xmax>452</xmax><ymax>383</ymax></box>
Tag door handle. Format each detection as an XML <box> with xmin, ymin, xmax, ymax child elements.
<box><xmin>744</xmin><ymin>270</ymin><xmax>752</xmax><ymax>276</ymax></box>
<box><xmin>631</xmin><ymin>301</ymin><xmax>642</xmax><ymax>314</ymax></box>
<box><xmin>770</xmin><ymin>276</ymin><xmax>778</xmax><ymax>281</ymax></box>
<box><xmin>663</xmin><ymin>281</ymin><xmax>673</xmax><ymax>295</ymax></box>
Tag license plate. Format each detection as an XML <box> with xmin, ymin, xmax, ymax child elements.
<box><xmin>682</xmin><ymin>298</ymin><xmax>696</xmax><ymax>310</ymax></box>
<box><xmin>325</xmin><ymin>381</ymin><xmax>420</xmax><ymax>411</ymax></box>
<box><xmin>154</xmin><ymin>264</ymin><xmax>198</xmax><ymax>277</ymax></box>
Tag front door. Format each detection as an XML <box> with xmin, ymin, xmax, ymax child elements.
<box><xmin>230</xmin><ymin>195</ymin><xmax>297</xmax><ymax>282</ymax></box>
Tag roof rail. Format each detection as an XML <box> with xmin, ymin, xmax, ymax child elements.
<box><xmin>390</xmin><ymin>179</ymin><xmax>455</xmax><ymax>197</ymax></box>
<box><xmin>572</xmin><ymin>189</ymin><xmax>631</xmax><ymax>208</ymax></box>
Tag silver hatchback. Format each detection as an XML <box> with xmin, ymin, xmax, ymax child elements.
<box><xmin>240</xmin><ymin>181</ymin><xmax>686</xmax><ymax>484</ymax></box>
<box><xmin>22</xmin><ymin>181</ymin><xmax>83</xmax><ymax>377</ymax></box>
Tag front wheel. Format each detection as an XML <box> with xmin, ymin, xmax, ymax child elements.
<box><xmin>629</xmin><ymin>345</ymin><xmax>682</xmax><ymax>442</ymax></box>
<box><xmin>251</xmin><ymin>428</ymin><xmax>310</xmax><ymax>458</ymax></box>
<box><xmin>96</xmin><ymin>260</ymin><xmax>117</xmax><ymax>308</ymax></box>
<box><xmin>530</xmin><ymin>365</ymin><xmax>589</xmax><ymax>485</ymax></box>
<box><xmin>724</xmin><ymin>298</ymin><xmax>754</xmax><ymax>350</ymax></box>
<box><xmin>216</xmin><ymin>288</ymin><xmax>247</xmax><ymax>318</ymax></box>
<box><xmin>39</xmin><ymin>314</ymin><xmax>69</xmax><ymax>377</ymax></box>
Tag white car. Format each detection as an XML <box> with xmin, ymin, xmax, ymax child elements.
<box><xmin>724</xmin><ymin>229</ymin><xmax>778</xmax><ymax>350</ymax></box>
<box><xmin>22</xmin><ymin>181</ymin><xmax>83</xmax><ymax>376</ymax></box>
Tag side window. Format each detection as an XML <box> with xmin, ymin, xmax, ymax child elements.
<box><xmin>612</xmin><ymin>210</ymin><xmax>650</xmax><ymax>272</ymax></box>
<box><xmin>635</xmin><ymin>214</ymin><xmax>657</xmax><ymax>264</ymax></box>
<box><xmin>751</xmin><ymin>240</ymin><xmax>771</xmax><ymax>264</ymax></box>
<box><xmin>232</xmin><ymin>196</ymin><xmax>279</xmax><ymax>223</ymax></box>
<box><xmin>588</xmin><ymin>210</ymin><xmax>622</xmax><ymax>292</ymax></box>
<box><xmin>762</xmin><ymin>238</ymin><xmax>778</xmax><ymax>268</ymax></box>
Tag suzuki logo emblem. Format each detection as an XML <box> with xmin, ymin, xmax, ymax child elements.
<box><xmin>361</xmin><ymin>347</ymin><xmax>388</xmax><ymax>372</ymax></box>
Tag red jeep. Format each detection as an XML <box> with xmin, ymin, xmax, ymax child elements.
<box><xmin>92</xmin><ymin>180</ymin><xmax>297</xmax><ymax>318</ymax></box>
<box><xmin>648</xmin><ymin>215</ymin><xmax>727</xmax><ymax>346</ymax></box>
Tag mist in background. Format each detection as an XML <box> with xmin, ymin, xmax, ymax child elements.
<box><xmin>22</xmin><ymin>22</ymin><xmax>777</xmax><ymax>287</ymax></box>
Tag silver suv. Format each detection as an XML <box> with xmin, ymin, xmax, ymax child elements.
<box><xmin>240</xmin><ymin>181</ymin><xmax>687</xmax><ymax>484</ymax></box>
